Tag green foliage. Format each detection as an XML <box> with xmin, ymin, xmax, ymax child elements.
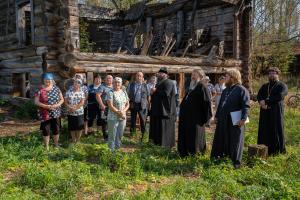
<box><xmin>0</xmin><ymin>105</ymin><xmax>299</xmax><ymax>199</ymax></box>
<box><xmin>79</xmin><ymin>19</ymin><xmax>95</xmax><ymax>52</ymax></box>
<box><xmin>0</xmin><ymin>99</ymin><xmax>9</xmax><ymax>106</ymax></box>
<box><xmin>13</xmin><ymin>101</ymin><xmax>37</xmax><ymax>120</ymax></box>
<box><xmin>252</xmin><ymin>0</ymin><xmax>300</xmax><ymax>76</ymax></box>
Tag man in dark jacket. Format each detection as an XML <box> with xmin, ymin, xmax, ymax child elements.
<box><xmin>149</xmin><ymin>67</ymin><xmax>177</xmax><ymax>148</ymax></box>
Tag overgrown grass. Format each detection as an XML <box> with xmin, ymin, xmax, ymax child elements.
<box><xmin>13</xmin><ymin>101</ymin><xmax>38</xmax><ymax>120</ymax></box>
<box><xmin>0</xmin><ymin>105</ymin><xmax>299</xmax><ymax>199</ymax></box>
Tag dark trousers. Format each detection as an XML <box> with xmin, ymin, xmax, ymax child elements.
<box><xmin>130</xmin><ymin>102</ymin><xmax>147</xmax><ymax>135</ymax></box>
<box><xmin>87</xmin><ymin>103</ymin><xmax>108</xmax><ymax>139</ymax></box>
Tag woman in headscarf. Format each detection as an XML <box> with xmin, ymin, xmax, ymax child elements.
<box><xmin>34</xmin><ymin>73</ymin><xmax>64</xmax><ymax>150</ymax></box>
<box><xmin>65</xmin><ymin>78</ymin><xmax>86</xmax><ymax>143</ymax></box>
<box><xmin>106</xmin><ymin>77</ymin><xmax>129</xmax><ymax>151</ymax></box>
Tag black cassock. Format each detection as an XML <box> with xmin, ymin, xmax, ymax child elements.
<box><xmin>178</xmin><ymin>83</ymin><xmax>212</xmax><ymax>157</ymax></box>
<box><xmin>149</xmin><ymin>78</ymin><xmax>177</xmax><ymax>148</ymax></box>
<box><xmin>211</xmin><ymin>84</ymin><xmax>250</xmax><ymax>165</ymax></box>
<box><xmin>257</xmin><ymin>80</ymin><xmax>288</xmax><ymax>155</ymax></box>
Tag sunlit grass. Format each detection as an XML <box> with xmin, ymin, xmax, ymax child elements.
<box><xmin>0</xmin><ymin>106</ymin><xmax>299</xmax><ymax>199</ymax></box>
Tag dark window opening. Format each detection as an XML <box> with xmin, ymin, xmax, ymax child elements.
<box><xmin>17</xmin><ymin>1</ymin><xmax>33</xmax><ymax>46</ymax></box>
<box><xmin>25</xmin><ymin>11</ymin><xmax>32</xmax><ymax>45</ymax></box>
<box><xmin>12</xmin><ymin>73</ymin><xmax>30</xmax><ymax>98</ymax></box>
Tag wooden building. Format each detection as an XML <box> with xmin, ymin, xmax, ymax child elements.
<box><xmin>0</xmin><ymin>0</ymin><xmax>252</xmax><ymax>98</ymax></box>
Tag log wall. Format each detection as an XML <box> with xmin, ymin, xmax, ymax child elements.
<box><xmin>0</xmin><ymin>0</ymin><xmax>252</xmax><ymax>97</ymax></box>
<box><xmin>0</xmin><ymin>0</ymin><xmax>68</xmax><ymax>97</ymax></box>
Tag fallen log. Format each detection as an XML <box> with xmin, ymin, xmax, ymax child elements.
<box><xmin>59</xmin><ymin>52</ymin><xmax>242</xmax><ymax>68</ymax></box>
<box><xmin>74</xmin><ymin>61</ymin><xmax>239</xmax><ymax>74</ymax></box>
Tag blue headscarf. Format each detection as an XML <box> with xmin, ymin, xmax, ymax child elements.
<box><xmin>42</xmin><ymin>73</ymin><xmax>54</xmax><ymax>80</ymax></box>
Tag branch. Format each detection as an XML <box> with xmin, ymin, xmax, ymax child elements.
<box><xmin>262</xmin><ymin>34</ymin><xmax>300</xmax><ymax>45</ymax></box>
<box><xmin>111</xmin><ymin>0</ymin><xmax>120</xmax><ymax>11</ymax></box>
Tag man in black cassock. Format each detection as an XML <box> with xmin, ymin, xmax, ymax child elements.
<box><xmin>178</xmin><ymin>69</ymin><xmax>212</xmax><ymax>157</ymax></box>
<box><xmin>211</xmin><ymin>69</ymin><xmax>250</xmax><ymax>169</ymax></box>
<box><xmin>257</xmin><ymin>67</ymin><xmax>288</xmax><ymax>155</ymax></box>
<box><xmin>149</xmin><ymin>67</ymin><xmax>177</xmax><ymax>148</ymax></box>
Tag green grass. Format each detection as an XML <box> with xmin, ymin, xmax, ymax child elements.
<box><xmin>0</xmin><ymin>105</ymin><xmax>300</xmax><ymax>199</ymax></box>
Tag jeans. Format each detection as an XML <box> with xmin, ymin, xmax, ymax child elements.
<box><xmin>107</xmin><ymin>119</ymin><xmax>126</xmax><ymax>151</ymax></box>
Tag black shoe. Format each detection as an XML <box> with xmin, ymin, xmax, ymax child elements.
<box><xmin>233</xmin><ymin>164</ymin><xmax>241</xmax><ymax>169</ymax></box>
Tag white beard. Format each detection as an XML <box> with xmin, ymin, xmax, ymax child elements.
<box><xmin>189</xmin><ymin>80</ymin><xmax>199</xmax><ymax>90</ymax></box>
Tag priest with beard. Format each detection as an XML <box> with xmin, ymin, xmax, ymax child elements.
<box><xmin>211</xmin><ymin>69</ymin><xmax>250</xmax><ymax>169</ymax></box>
<box><xmin>149</xmin><ymin>67</ymin><xmax>177</xmax><ymax>148</ymax></box>
<box><xmin>178</xmin><ymin>69</ymin><xmax>212</xmax><ymax>157</ymax></box>
<box><xmin>257</xmin><ymin>67</ymin><xmax>288</xmax><ymax>155</ymax></box>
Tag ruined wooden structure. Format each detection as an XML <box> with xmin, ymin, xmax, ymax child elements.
<box><xmin>0</xmin><ymin>0</ymin><xmax>252</xmax><ymax>98</ymax></box>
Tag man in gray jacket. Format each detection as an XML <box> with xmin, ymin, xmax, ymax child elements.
<box><xmin>127</xmin><ymin>72</ymin><xmax>150</xmax><ymax>140</ymax></box>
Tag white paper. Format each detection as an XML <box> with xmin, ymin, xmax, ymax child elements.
<box><xmin>230</xmin><ymin>110</ymin><xmax>249</xmax><ymax>125</ymax></box>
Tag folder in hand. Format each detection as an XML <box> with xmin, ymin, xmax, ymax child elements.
<box><xmin>230</xmin><ymin>110</ymin><xmax>249</xmax><ymax>126</ymax></box>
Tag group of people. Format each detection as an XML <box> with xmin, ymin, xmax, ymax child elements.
<box><xmin>34</xmin><ymin>66</ymin><xmax>288</xmax><ymax>169</ymax></box>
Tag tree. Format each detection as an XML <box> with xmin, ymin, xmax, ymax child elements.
<box><xmin>252</xmin><ymin>0</ymin><xmax>300</xmax><ymax>75</ymax></box>
<box><xmin>79</xmin><ymin>19</ymin><xmax>95</xmax><ymax>52</ymax></box>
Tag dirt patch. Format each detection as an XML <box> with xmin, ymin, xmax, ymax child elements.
<box><xmin>101</xmin><ymin>176</ymin><xmax>180</xmax><ymax>198</ymax></box>
<box><xmin>2</xmin><ymin>168</ymin><xmax>23</xmax><ymax>183</ymax></box>
<box><xmin>0</xmin><ymin>105</ymin><xmax>39</xmax><ymax>137</ymax></box>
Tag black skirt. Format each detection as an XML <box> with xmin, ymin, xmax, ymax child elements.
<box><xmin>68</xmin><ymin>115</ymin><xmax>84</xmax><ymax>131</ymax></box>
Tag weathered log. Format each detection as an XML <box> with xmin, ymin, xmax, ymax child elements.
<box><xmin>0</xmin><ymin>47</ymin><xmax>36</xmax><ymax>60</ymax></box>
<box><xmin>0</xmin><ymin>56</ymin><xmax>42</xmax><ymax>69</ymax></box>
<box><xmin>165</xmin><ymin>39</ymin><xmax>176</xmax><ymax>56</ymax></box>
<box><xmin>0</xmin><ymin>85</ymin><xmax>13</xmax><ymax>94</ymax></box>
<box><xmin>74</xmin><ymin>61</ymin><xmax>238</xmax><ymax>74</ymax></box>
<box><xmin>248</xmin><ymin>144</ymin><xmax>268</xmax><ymax>159</ymax></box>
<box><xmin>182</xmin><ymin>39</ymin><xmax>192</xmax><ymax>57</ymax></box>
<box><xmin>67</xmin><ymin>53</ymin><xmax>242</xmax><ymax>68</ymax></box>
<box><xmin>140</xmin><ymin>30</ymin><xmax>153</xmax><ymax>56</ymax></box>
<box><xmin>0</xmin><ymin>76</ymin><xmax>12</xmax><ymax>85</ymax></box>
<box><xmin>0</xmin><ymin>33</ymin><xmax>17</xmax><ymax>43</ymax></box>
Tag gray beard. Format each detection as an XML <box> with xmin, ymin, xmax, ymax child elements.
<box><xmin>157</xmin><ymin>76</ymin><xmax>166</xmax><ymax>84</ymax></box>
<box><xmin>189</xmin><ymin>80</ymin><xmax>199</xmax><ymax>90</ymax></box>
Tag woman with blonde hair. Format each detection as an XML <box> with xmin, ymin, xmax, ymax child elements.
<box><xmin>211</xmin><ymin>69</ymin><xmax>250</xmax><ymax>169</ymax></box>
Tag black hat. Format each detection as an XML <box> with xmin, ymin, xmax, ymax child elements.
<box><xmin>158</xmin><ymin>67</ymin><xmax>168</xmax><ymax>74</ymax></box>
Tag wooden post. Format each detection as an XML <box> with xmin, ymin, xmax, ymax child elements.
<box><xmin>176</xmin><ymin>10</ymin><xmax>184</xmax><ymax>50</ymax></box>
<box><xmin>146</xmin><ymin>17</ymin><xmax>152</xmax><ymax>33</ymax></box>
<box><xmin>87</xmin><ymin>71</ymin><xmax>94</xmax><ymax>85</ymax></box>
<box><xmin>178</xmin><ymin>72</ymin><xmax>185</xmax><ymax>100</ymax></box>
<box><xmin>233</xmin><ymin>12</ymin><xmax>240</xmax><ymax>59</ymax></box>
<box><xmin>241</xmin><ymin>0</ymin><xmax>252</xmax><ymax>92</ymax></box>
<box><xmin>20</xmin><ymin>73</ymin><xmax>26</xmax><ymax>98</ymax></box>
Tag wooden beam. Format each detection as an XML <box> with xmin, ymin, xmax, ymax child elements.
<box><xmin>74</xmin><ymin>61</ymin><xmax>239</xmax><ymax>74</ymax></box>
<box><xmin>70</xmin><ymin>52</ymin><xmax>243</xmax><ymax>68</ymax></box>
